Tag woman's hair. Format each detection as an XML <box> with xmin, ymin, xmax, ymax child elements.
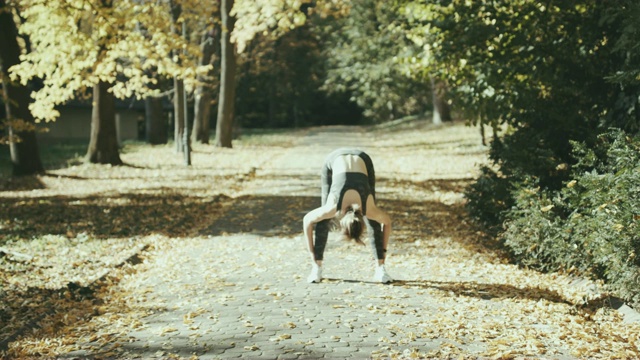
<box><xmin>337</xmin><ymin>204</ymin><xmax>366</xmax><ymax>245</ymax></box>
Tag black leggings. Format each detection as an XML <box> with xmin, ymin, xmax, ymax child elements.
<box><xmin>314</xmin><ymin>149</ymin><xmax>385</xmax><ymax>261</ymax></box>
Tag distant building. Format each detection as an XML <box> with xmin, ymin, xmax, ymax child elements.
<box><xmin>36</xmin><ymin>98</ymin><xmax>147</xmax><ymax>143</ymax></box>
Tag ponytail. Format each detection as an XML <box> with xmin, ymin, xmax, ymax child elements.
<box><xmin>339</xmin><ymin>204</ymin><xmax>366</xmax><ymax>245</ymax></box>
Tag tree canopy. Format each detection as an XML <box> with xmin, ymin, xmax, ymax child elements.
<box><xmin>10</xmin><ymin>0</ymin><xmax>212</xmax><ymax>122</ymax></box>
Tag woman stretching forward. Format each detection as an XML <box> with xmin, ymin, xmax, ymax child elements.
<box><xmin>303</xmin><ymin>148</ymin><xmax>393</xmax><ymax>283</ymax></box>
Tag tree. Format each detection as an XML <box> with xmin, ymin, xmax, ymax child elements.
<box><xmin>172</xmin><ymin>59</ymin><xmax>186</xmax><ymax>154</ymax></box>
<box><xmin>192</xmin><ymin>26</ymin><xmax>219</xmax><ymax>144</ymax></box>
<box><xmin>144</xmin><ymin>74</ymin><xmax>168</xmax><ymax>145</ymax></box>
<box><xmin>397</xmin><ymin>0</ymin><xmax>640</xmax><ymax>227</ymax></box>
<box><xmin>321</xmin><ymin>0</ymin><xmax>432</xmax><ymax>122</ymax></box>
<box><xmin>169</xmin><ymin>0</ymin><xmax>186</xmax><ymax>155</ymax></box>
<box><xmin>85</xmin><ymin>0</ymin><xmax>122</xmax><ymax>165</ymax></box>
<box><xmin>604</xmin><ymin>0</ymin><xmax>640</xmax><ymax>132</ymax></box>
<box><xmin>230</xmin><ymin>1</ymin><xmax>370</xmax><ymax>129</ymax></box>
<box><xmin>10</xmin><ymin>0</ymin><xmax>209</xmax><ymax>163</ymax></box>
<box><xmin>214</xmin><ymin>0</ymin><xmax>348</xmax><ymax>144</ymax></box>
<box><xmin>430</xmin><ymin>78</ymin><xmax>451</xmax><ymax>124</ymax></box>
<box><xmin>400</xmin><ymin>0</ymin><xmax>628</xmax><ymax>130</ymax></box>
<box><xmin>144</xmin><ymin>95</ymin><xmax>167</xmax><ymax>144</ymax></box>
<box><xmin>234</xmin><ymin>26</ymin><xmax>334</xmax><ymax>128</ymax></box>
<box><xmin>86</xmin><ymin>80</ymin><xmax>122</xmax><ymax>164</ymax></box>
<box><xmin>0</xmin><ymin>0</ymin><xmax>44</xmax><ymax>176</ymax></box>
<box><xmin>215</xmin><ymin>0</ymin><xmax>237</xmax><ymax>148</ymax></box>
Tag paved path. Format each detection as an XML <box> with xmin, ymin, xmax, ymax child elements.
<box><xmin>63</xmin><ymin>124</ymin><xmax>639</xmax><ymax>359</ymax></box>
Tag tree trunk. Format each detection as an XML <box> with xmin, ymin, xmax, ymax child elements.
<box><xmin>144</xmin><ymin>68</ymin><xmax>167</xmax><ymax>145</ymax></box>
<box><xmin>86</xmin><ymin>81</ymin><xmax>122</xmax><ymax>165</ymax></box>
<box><xmin>182</xmin><ymin>72</ymin><xmax>191</xmax><ymax>165</ymax></box>
<box><xmin>181</xmin><ymin>23</ymin><xmax>191</xmax><ymax>165</ymax></box>
<box><xmin>0</xmin><ymin>0</ymin><xmax>44</xmax><ymax>176</ymax></box>
<box><xmin>145</xmin><ymin>95</ymin><xmax>167</xmax><ymax>144</ymax></box>
<box><xmin>169</xmin><ymin>0</ymin><xmax>186</xmax><ymax>153</ymax></box>
<box><xmin>173</xmin><ymin>77</ymin><xmax>185</xmax><ymax>152</ymax></box>
<box><xmin>215</xmin><ymin>0</ymin><xmax>237</xmax><ymax>148</ymax></box>
<box><xmin>193</xmin><ymin>87</ymin><xmax>213</xmax><ymax>144</ymax></box>
<box><xmin>268</xmin><ymin>79</ymin><xmax>276</xmax><ymax>126</ymax></box>
<box><xmin>192</xmin><ymin>29</ymin><xmax>217</xmax><ymax>144</ymax></box>
<box><xmin>431</xmin><ymin>77</ymin><xmax>452</xmax><ymax>124</ymax></box>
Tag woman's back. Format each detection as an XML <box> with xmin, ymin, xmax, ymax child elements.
<box><xmin>330</xmin><ymin>154</ymin><xmax>368</xmax><ymax>176</ymax></box>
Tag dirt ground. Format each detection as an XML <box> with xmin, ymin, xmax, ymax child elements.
<box><xmin>1</xmin><ymin>119</ymin><xmax>639</xmax><ymax>359</ymax></box>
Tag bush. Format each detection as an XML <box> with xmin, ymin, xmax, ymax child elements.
<box><xmin>465</xmin><ymin>121</ymin><xmax>577</xmax><ymax>234</ymax></box>
<box><xmin>500</xmin><ymin>130</ymin><xmax>640</xmax><ymax>306</ymax></box>
<box><xmin>464</xmin><ymin>165</ymin><xmax>513</xmax><ymax>234</ymax></box>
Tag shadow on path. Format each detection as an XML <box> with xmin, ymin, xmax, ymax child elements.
<box><xmin>204</xmin><ymin>195</ymin><xmax>318</xmax><ymax>237</ymax></box>
<box><xmin>203</xmin><ymin>193</ymin><xmax>475</xmax><ymax>242</ymax></box>
<box><xmin>0</xmin><ymin>175</ymin><xmax>46</xmax><ymax>192</ymax></box>
<box><xmin>320</xmin><ymin>278</ymin><xmax>570</xmax><ymax>305</ymax></box>
<box><xmin>394</xmin><ymin>279</ymin><xmax>570</xmax><ymax>304</ymax></box>
<box><xmin>0</xmin><ymin>254</ymin><xmax>157</xmax><ymax>354</ymax></box>
<box><xmin>203</xmin><ymin>178</ymin><xmax>497</xmax><ymax>257</ymax></box>
<box><xmin>0</xmin><ymin>192</ymin><xmax>229</xmax><ymax>240</ymax></box>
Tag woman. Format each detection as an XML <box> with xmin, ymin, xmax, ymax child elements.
<box><xmin>302</xmin><ymin>148</ymin><xmax>393</xmax><ymax>283</ymax></box>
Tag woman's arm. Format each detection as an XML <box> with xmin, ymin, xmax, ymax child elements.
<box><xmin>303</xmin><ymin>205</ymin><xmax>337</xmax><ymax>262</ymax></box>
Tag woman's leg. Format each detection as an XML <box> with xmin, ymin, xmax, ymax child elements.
<box><xmin>359</xmin><ymin>152</ymin><xmax>385</xmax><ymax>262</ymax></box>
<box><xmin>368</xmin><ymin>219</ymin><xmax>385</xmax><ymax>261</ymax></box>
<box><xmin>313</xmin><ymin>158</ymin><xmax>333</xmax><ymax>263</ymax></box>
<box><xmin>313</xmin><ymin>220</ymin><xmax>330</xmax><ymax>262</ymax></box>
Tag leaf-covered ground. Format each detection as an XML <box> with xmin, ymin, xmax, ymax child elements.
<box><xmin>1</xmin><ymin>119</ymin><xmax>639</xmax><ymax>359</ymax></box>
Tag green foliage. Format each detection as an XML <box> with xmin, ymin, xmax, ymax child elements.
<box><xmin>235</xmin><ymin>20</ymin><xmax>363</xmax><ymax>128</ymax></box>
<box><xmin>232</xmin><ymin>0</ymin><xmax>348</xmax><ymax>54</ymax></box>
<box><xmin>446</xmin><ymin>0</ymin><xmax>640</xmax><ymax>231</ymax></box>
<box><xmin>464</xmin><ymin>165</ymin><xmax>512</xmax><ymax>233</ymax></box>
<box><xmin>401</xmin><ymin>0</ymin><xmax>624</xmax><ymax>129</ymax></box>
<box><xmin>236</xmin><ymin>25</ymin><xmax>362</xmax><ymax>128</ymax></box>
<box><xmin>605</xmin><ymin>1</ymin><xmax>640</xmax><ymax>87</ymax></box>
<box><xmin>416</xmin><ymin>0</ymin><xmax>640</xmax><ymax>305</ymax></box>
<box><xmin>232</xmin><ymin>0</ymin><xmax>435</xmax><ymax>126</ymax></box>
<box><xmin>603</xmin><ymin>1</ymin><xmax>640</xmax><ymax>133</ymax></box>
<box><xmin>466</xmin><ymin>119</ymin><xmax>585</xmax><ymax>233</ymax></box>
<box><xmin>322</xmin><ymin>0</ymin><xmax>431</xmax><ymax>122</ymax></box>
<box><xmin>501</xmin><ymin>130</ymin><xmax>640</xmax><ymax>305</ymax></box>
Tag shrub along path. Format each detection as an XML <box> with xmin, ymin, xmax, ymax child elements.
<box><xmin>1</xmin><ymin>119</ymin><xmax>639</xmax><ymax>358</ymax></box>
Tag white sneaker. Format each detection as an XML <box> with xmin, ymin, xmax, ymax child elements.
<box><xmin>307</xmin><ymin>264</ymin><xmax>322</xmax><ymax>283</ymax></box>
<box><xmin>373</xmin><ymin>265</ymin><xmax>393</xmax><ymax>283</ymax></box>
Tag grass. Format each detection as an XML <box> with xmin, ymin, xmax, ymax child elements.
<box><xmin>0</xmin><ymin>140</ymin><xmax>86</xmax><ymax>177</ymax></box>
<box><xmin>0</xmin><ymin>119</ymin><xmax>471</xmax><ymax>177</ymax></box>
<box><xmin>233</xmin><ymin>127</ymin><xmax>308</xmax><ymax>146</ymax></box>
<box><xmin>0</xmin><ymin>127</ymin><xmax>308</xmax><ymax>179</ymax></box>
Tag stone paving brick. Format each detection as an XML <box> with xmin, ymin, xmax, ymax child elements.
<box><xmin>217</xmin><ymin>352</ymin><xmax>245</xmax><ymax>358</ymax></box>
<box><xmin>275</xmin><ymin>352</ymin><xmax>302</xmax><ymax>360</ymax></box>
<box><xmin>331</xmin><ymin>345</ymin><xmax>363</xmax><ymax>357</ymax></box>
